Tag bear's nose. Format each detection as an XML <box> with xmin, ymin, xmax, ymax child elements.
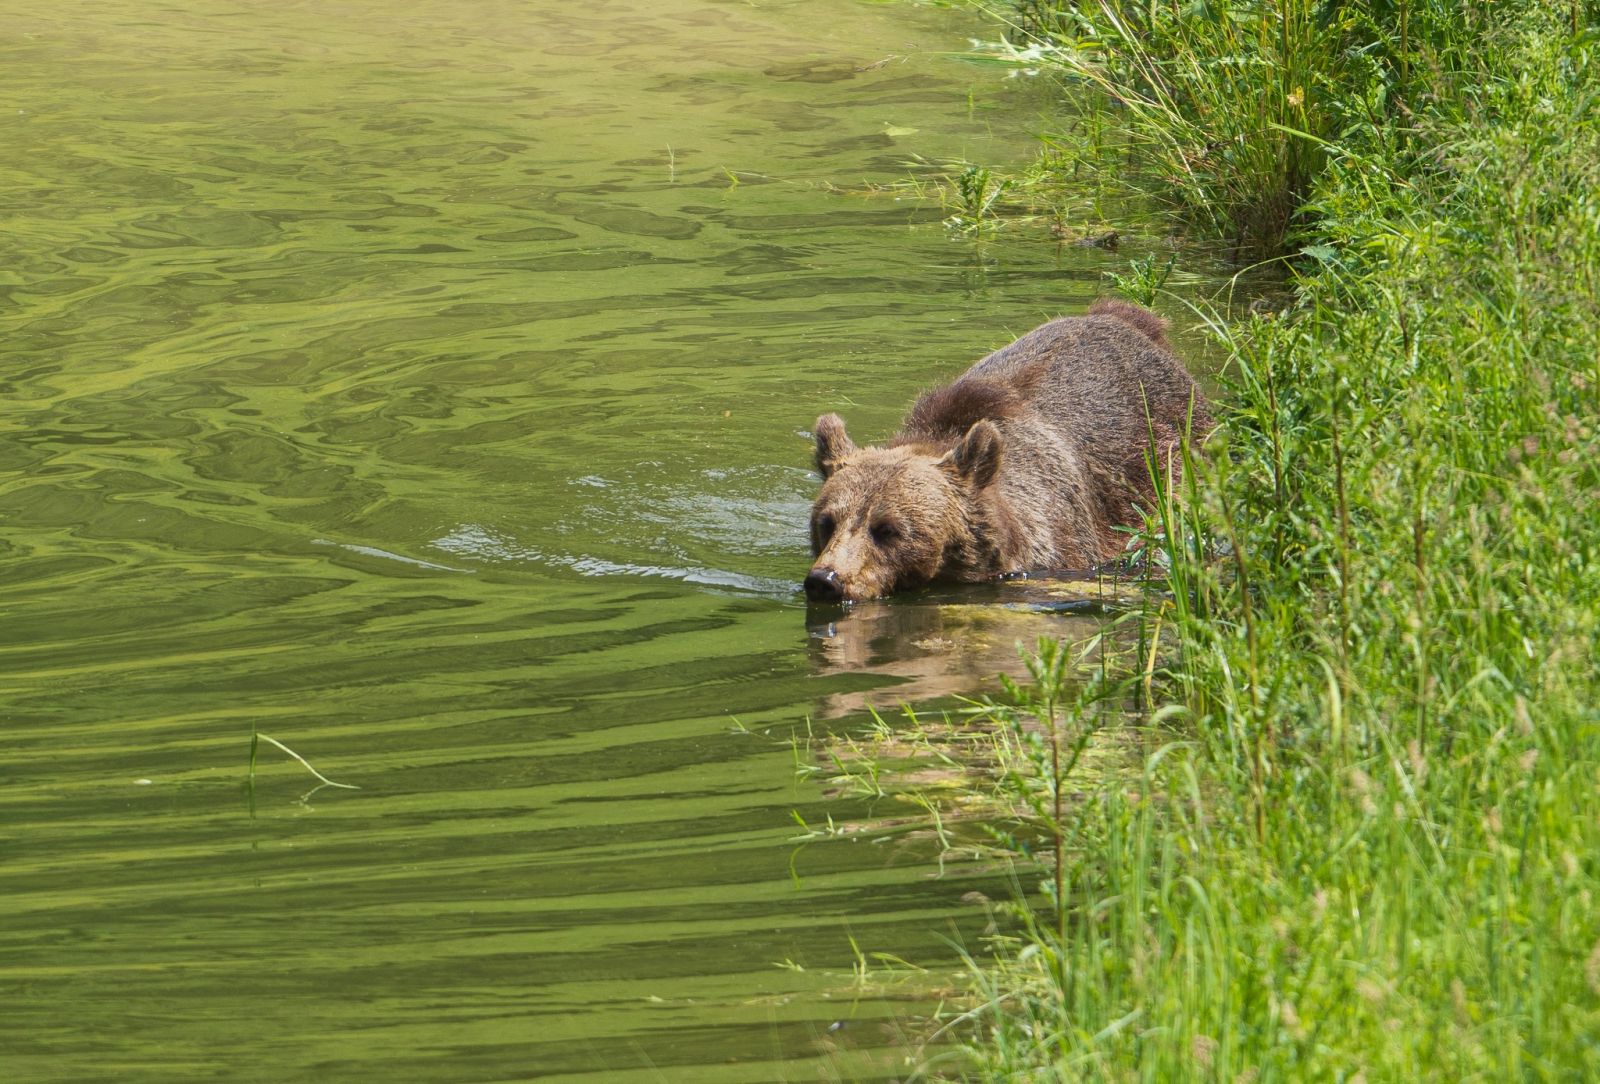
<box><xmin>803</xmin><ymin>567</ymin><xmax>844</xmax><ymax>602</ymax></box>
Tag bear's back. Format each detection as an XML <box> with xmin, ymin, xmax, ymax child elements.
<box><xmin>898</xmin><ymin>305</ymin><xmax>1208</xmax><ymax>459</ymax></box>
<box><xmin>950</xmin><ymin>306</ymin><xmax>1210</xmax><ymax>566</ymax></box>
<box><xmin>965</xmin><ymin>313</ymin><xmax>1204</xmax><ymax>443</ymax></box>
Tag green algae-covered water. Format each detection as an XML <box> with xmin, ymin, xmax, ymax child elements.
<box><xmin>2</xmin><ymin>2</ymin><xmax>1154</xmax><ymax>1078</ymax></box>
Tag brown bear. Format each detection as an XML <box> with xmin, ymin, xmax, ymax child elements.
<box><xmin>803</xmin><ymin>298</ymin><xmax>1212</xmax><ymax>602</ymax></box>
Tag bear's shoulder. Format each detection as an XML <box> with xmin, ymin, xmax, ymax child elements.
<box><xmin>897</xmin><ymin>377</ymin><xmax>1024</xmax><ymax>443</ymax></box>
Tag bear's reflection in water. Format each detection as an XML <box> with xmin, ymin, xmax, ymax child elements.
<box><xmin>804</xmin><ymin>577</ymin><xmax>1136</xmax><ymax>720</ymax></box>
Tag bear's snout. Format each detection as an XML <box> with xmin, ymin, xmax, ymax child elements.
<box><xmin>803</xmin><ymin>567</ymin><xmax>845</xmax><ymax>602</ymax></box>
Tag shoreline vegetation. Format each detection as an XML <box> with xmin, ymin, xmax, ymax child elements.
<box><xmin>871</xmin><ymin>2</ymin><xmax>1598</xmax><ymax>1078</ymax></box>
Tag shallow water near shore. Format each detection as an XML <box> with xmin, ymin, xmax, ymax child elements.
<box><xmin>4</xmin><ymin>1</ymin><xmax>1188</xmax><ymax>1078</ymax></box>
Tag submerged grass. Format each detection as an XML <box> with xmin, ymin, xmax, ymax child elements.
<box><xmin>888</xmin><ymin>2</ymin><xmax>1600</xmax><ymax>1079</ymax></box>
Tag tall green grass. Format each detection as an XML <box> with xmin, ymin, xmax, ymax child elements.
<box><xmin>1000</xmin><ymin>0</ymin><xmax>1594</xmax><ymax>260</ymax></box>
<box><xmin>929</xmin><ymin>3</ymin><xmax>1600</xmax><ymax>1079</ymax></box>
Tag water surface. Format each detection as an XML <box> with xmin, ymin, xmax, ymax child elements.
<box><xmin>3</xmin><ymin>2</ymin><xmax>1168</xmax><ymax>1078</ymax></box>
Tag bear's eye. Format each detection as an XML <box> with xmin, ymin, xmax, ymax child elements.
<box><xmin>815</xmin><ymin>514</ymin><xmax>836</xmax><ymax>547</ymax></box>
<box><xmin>870</xmin><ymin>522</ymin><xmax>900</xmax><ymax>547</ymax></box>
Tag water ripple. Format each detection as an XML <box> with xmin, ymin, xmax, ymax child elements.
<box><xmin>0</xmin><ymin>0</ymin><xmax>1146</xmax><ymax>1078</ymax></box>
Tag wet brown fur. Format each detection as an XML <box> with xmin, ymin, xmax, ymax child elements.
<box><xmin>807</xmin><ymin>299</ymin><xmax>1212</xmax><ymax>600</ymax></box>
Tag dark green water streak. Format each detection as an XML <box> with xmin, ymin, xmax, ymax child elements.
<box><xmin>2</xmin><ymin>1</ymin><xmax>1149</xmax><ymax>1078</ymax></box>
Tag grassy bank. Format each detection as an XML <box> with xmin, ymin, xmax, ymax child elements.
<box><xmin>924</xmin><ymin>3</ymin><xmax>1600</xmax><ymax>1079</ymax></box>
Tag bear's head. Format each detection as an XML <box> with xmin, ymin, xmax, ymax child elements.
<box><xmin>804</xmin><ymin>412</ymin><xmax>1001</xmax><ymax>602</ymax></box>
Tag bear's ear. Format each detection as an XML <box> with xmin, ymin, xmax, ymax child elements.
<box><xmin>814</xmin><ymin>413</ymin><xmax>856</xmax><ymax>479</ymax></box>
<box><xmin>939</xmin><ymin>420</ymin><xmax>1003</xmax><ymax>489</ymax></box>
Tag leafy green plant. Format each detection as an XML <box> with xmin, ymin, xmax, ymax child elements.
<box><xmin>944</xmin><ymin>164</ymin><xmax>1012</xmax><ymax>232</ymax></box>
<box><xmin>1105</xmin><ymin>251</ymin><xmax>1175</xmax><ymax>307</ymax></box>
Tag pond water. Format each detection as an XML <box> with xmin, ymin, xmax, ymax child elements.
<box><xmin>2</xmin><ymin>2</ymin><xmax>1180</xmax><ymax>1079</ymax></box>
